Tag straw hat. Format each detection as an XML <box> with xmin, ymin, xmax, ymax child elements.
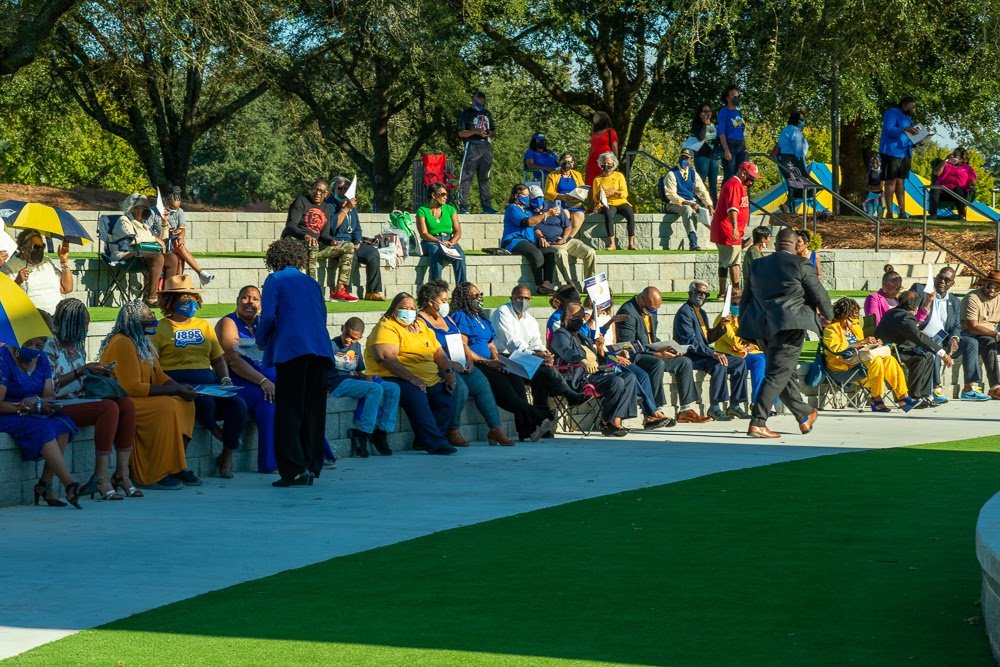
<box><xmin>159</xmin><ymin>274</ymin><xmax>202</xmax><ymax>294</ymax></box>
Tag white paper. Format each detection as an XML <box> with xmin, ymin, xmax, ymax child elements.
<box><xmin>155</xmin><ymin>187</ymin><xmax>165</xmax><ymax>216</ymax></box>
<box><xmin>721</xmin><ymin>285</ymin><xmax>732</xmax><ymax>315</ymax></box>
<box><xmin>445</xmin><ymin>333</ymin><xmax>467</xmax><ymax>367</ymax></box>
<box><xmin>498</xmin><ymin>350</ymin><xmax>544</xmax><ymax>380</ymax></box>
<box><xmin>599</xmin><ymin>187</ymin><xmax>609</xmax><ymax>207</ymax></box>
<box><xmin>682</xmin><ymin>136</ymin><xmax>705</xmax><ymax>152</ymax></box>
<box><xmin>344</xmin><ymin>175</ymin><xmax>357</xmax><ymax>200</ymax></box>
<box><xmin>194</xmin><ymin>384</ymin><xmax>243</xmax><ymax>397</ymax></box>
<box><xmin>923</xmin><ymin>264</ymin><xmax>935</xmax><ymax>294</ymax></box>
<box><xmin>568</xmin><ymin>186</ymin><xmax>591</xmax><ymax>202</ymax></box>
<box><xmin>908</xmin><ymin>124</ymin><xmax>932</xmax><ymax>145</ymax></box>
<box><xmin>0</xmin><ymin>221</ymin><xmax>18</xmax><ymax>257</ymax></box>
<box><xmin>595</xmin><ymin>311</ymin><xmax>616</xmax><ymax>346</ymax></box>
<box><xmin>438</xmin><ymin>242</ymin><xmax>462</xmax><ymax>260</ymax></box>
<box><xmin>583</xmin><ymin>272</ymin><xmax>612</xmax><ymax>311</ymax></box>
<box><xmin>645</xmin><ymin>340</ymin><xmax>690</xmax><ymax>355</ymax></box>
<box><xmin>53</xmin><ymin>398</ymin><xmax>103</xmax><ymax>406</ymax></box>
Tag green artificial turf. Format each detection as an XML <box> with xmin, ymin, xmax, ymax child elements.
<box><xmin>10</xmin><ymin>437</ymin><xmax>998</xmax><ymax>666</ymax></box>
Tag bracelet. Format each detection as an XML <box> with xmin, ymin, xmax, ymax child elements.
<box><xmin>258</xmin><ymin>377</ymin><xmax>267</xmax><ymax>386</ymax></box>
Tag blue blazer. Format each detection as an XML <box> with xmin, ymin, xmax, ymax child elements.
<box><xmin>256</xmin><ymin>267</ymin><xmax>333</xmax><ymax>367</ymax></box>
<box><xmin>673</xmin><ymin>302</ymin><xmax>718</xmax><ymax>359</ymax></box>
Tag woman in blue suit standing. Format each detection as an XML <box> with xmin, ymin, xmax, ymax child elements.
<box><xmin>256</xmin><ymin>238</ymin><xmax>334</xmax><ymax>487</ymax></box>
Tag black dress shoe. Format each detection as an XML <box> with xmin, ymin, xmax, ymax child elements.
<box><xmin>428</xmin><ymin>443</ymin><xmax>457</xmax><ymax>455</ymax></box>
<box><xmin>600</xmin><ymin>422</ymin><xmax>629</xmax><ymax>437</ymax></box>
<box><xmin>349</xmin><ymin>428</ymin><xmax>370</xmax><ymax>458</ymax></box>
<box><xmin>272</xmin><ymin>472</ymin><xmax>314</xmax><ymax>487</ymax></box>
<box><xmin>643</xmin><ymin>417</ymin><xmax>676</xmax><ymax>430</ymax></box>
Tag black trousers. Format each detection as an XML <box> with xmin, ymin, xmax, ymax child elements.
<box><xmin>274</xmin><ymin>354</ymin><xmax>330</xmax><ymax>480</ymax></box>
<box><xmin>588</xmin><ymin>370</ymin><xmax>638</xmax><ymax>422</ymax></box>
<box><xmin>353</xmin><ymin>243</ymin><xmax>384</xmax><ymax>294</ymax></box>
<box><xmin>603</xmin><ymin>203</ymin><xmax>636</xmax><ymax>238</ymax></box>
<box><xmin>929</xmin><ymin>187</ymin><xmax>967</xmax><ymax>218</ymax></box>
<box><xmin>511</xmin><ymin>240</ymin><xmax>557</xmax><ymax>286</ymax></box>
<box><xmin>477</xmin><ymin>363</ymin><xmax>550</xmax><ymax>438</ymax></box>
<box><xmin>895</xmin><ymin>348</ymin><xmax>935</xmax><ymax>398</ymax></box>
<box><xmin>751</xmin><ymin>330</ymin><xmax>811</xmax><ymax>427</ymax></box>
<box><xmin>633</xmin><ymin>353</ymin><xmax>666</xmax><ymax>407</ymax></box>
<box><xmin>530</xmin><ymin>364</ymin><xmax>578</xmax><ymax>407</ymax></box>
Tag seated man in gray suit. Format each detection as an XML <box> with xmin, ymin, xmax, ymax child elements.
<box><xmin>616</xmin><ymin>286</ymin><xmax>712</xmax><ymax>424</ymax></box>
<box><xmin>911</xmin><ymin>266</ymin><xmax>987</xmax><ymax>402</ymax></box>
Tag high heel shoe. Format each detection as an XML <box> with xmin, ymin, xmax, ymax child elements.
<box><xmin>33</xmin><ymin>480</ymin><xmax>67</xmax><ymax>507</ymax></box>
<box><xmin>111</xmin><ymin>474</ymin><xmax>144</xmax><ymax>497</ymax></box>
<box><xmin>487</xmin><ymin>426</ymin><xmax>514</xmax><ymax>446</ymax></box>
<box><xmin>79</xmin><ymin>474</ymin><xmax>100</xmax><ymax>498</ymax></box>
<box><xmin>446</xmin><ymin>428</ymin><xmax>470</xmax><ymax>447</ymax></box>
<box><xmin>64</xmin><ymin>482</ymin><xmax>83</xmax><ymax>510</ymax></box>
<box><xmin>349</xmin><ymin>428</ymin><xmax>369</xmax><ymax>458</ymax></box>
<box><xmin>91</xmin><ymin>478</ymin><xmax>123</xmax><ymax>501</ymax></box>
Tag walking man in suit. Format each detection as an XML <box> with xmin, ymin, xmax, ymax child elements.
<box><xmin>739</xmin><ymin>227</ymin><xmax>833</xmax><ymax>438</ymax></box>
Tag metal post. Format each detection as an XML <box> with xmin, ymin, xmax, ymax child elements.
<box><xmin>922</xmin><ymin>187</ymin><xmax>928</xmax><ymax>253</ymax></box>
<box><xmin>830</xmin><ymin>60</ymin><xmax>840</xmax><ymax>216</ymax></box>
<box><xmin>995</xmin><ymin>218</ymin><xmax>999</xmax><ymax>270</ymax></box>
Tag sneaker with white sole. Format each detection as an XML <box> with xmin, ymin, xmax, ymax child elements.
<box><xmin>198</xmin><ymin>271</ymin><xmax>214</xmax><ymax>285</ymax></box>
<box><xmin>960</xmin><ymin>383</ymin><xmax>991</xmax><ymax>401</ymax></box>
<box><xmin>329</xmin><ymin>286</ymin><xmax>359</xmax><ymax>302</ymax></box>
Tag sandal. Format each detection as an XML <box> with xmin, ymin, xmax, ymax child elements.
<box><xmin>215</xmin><ymin>454</ymin><xmax>234</xmax><ymax>479</ymax></box>
<box><xmin>870</xmin><ymin>399</ymin><xmax>891</xmax><ymax>413</ymax></box>
<box><xmin>91</xmin><ymin>478</ymin><xmax>123</xmax><ymax>501</ymax></box>
<box><xmin>112</xmin><ymin>474</ymin><xmax>145</xmax><ymax>497</ymax></box>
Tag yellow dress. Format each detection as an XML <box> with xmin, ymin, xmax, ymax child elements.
<box><xmin>100</xmin><ymin>334</ymin><xmax>195</xmax><ymax>485</ymax></box>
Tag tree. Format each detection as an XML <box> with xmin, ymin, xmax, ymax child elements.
<box><xmin>278</xmin><ymin>0</ymin><xmax>473</xmax><ymax>211</ymax></box>
<box><xmin>1</xmin><ymin>0</ymin><xmax>76</xmax><ymax>76</ymax></box>
<box><xmin>477</xmin><ymin>0</ymin><xmax>733</xmax><ymax>158</ymax></box>
<box><xmin>50</xmin><ymin>0</ymin><xmax>274</xmax><ymax>193</ymax></box>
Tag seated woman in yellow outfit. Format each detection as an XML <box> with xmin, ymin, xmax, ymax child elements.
<box><xmin>822</xmin><ymin>297</ymin><xmax>917</xmax><ymax>413</ymax></box>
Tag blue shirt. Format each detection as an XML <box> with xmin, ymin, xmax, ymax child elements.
<box><xmin>326</xmin><ymin>199</ymin><xmax>363</xmax><ymax>244</ymax></box>
<box><xmin>0</xmin><ymin>346</ymin><xmax>52</xmax><ymax>401</ymax></box>
<box><xmin>524</xmin><ymin>149</ymin><xmax>558</xmax><ymax>181</ymax></box>
<box><xmin>535</xmin><ymin>209</ymin><xmax>570</xmax><ymax>243</ymax></box>
<box><xmin>451</xmin><ymin>310</ymin><xmax>495</xmax><ymax>359</ymax></box>
<box><xmin>256</xmin><ymin>267</ymin><xmax>334</xmax><ymax>367</ymax></box>
<box><xmin>421</xmin><ymin>315</ymin><xmax>462</xmax><ymax>359</ymax></box>
<box><xmin>717</xmin><ymin>106</ymin><xmax>746</xmax><ymax>142</ymax></box>
<box><xmin>878</xmin><ymin>106</ymin><xmax>914</xmax><ymax>159</ymax></box>
<box><xmin>777</xmin><ymin>125</ymin><xmax>809</xmax><ymax>159</ymax></box>
<box><xmin>501</xmin><ymin>203</ymin><xmax>536</xmax><ymax>251</ymax></box>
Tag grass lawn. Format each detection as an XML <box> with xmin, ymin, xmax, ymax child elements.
<box><xmin>10</xmin><ymin>437</ymin><xmax>998</xmax><ymax>666</ymax></box>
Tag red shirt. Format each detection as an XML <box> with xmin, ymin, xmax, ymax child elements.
<box><xmin>711</xmin><ymin>176</ymin><xmax>749</xmax><ymax>246</ymax></box>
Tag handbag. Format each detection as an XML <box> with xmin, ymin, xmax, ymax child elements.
<box><xmin>858</xmin><ymin>345</ymin><xmax>891</xmax><ymax>363</ymax></box>
<box><xmin>80</xmin><ymin>370</ymin><xmax>126</xmax><ymax>399</ymax></box>
<box><xmin>135</xmin><ymin>241</ymin><xmax>163</xmax><ymax>254</ymax></box>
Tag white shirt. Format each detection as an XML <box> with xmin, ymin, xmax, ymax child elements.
<box><xmin>923</xmin><ymin>292</ymin><xmax>949</xmax><ymax>339</ymax></box>
<box><xmin>6</xmin><ymin>255</ymin><xmax>63</xmax><ymax>314</ymax></box>
<box><xmin>490</xmin><ymin>302</ymin><xmax>544</xmax><ymax>354</ymax></box>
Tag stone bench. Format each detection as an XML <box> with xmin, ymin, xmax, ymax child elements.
<box><xmin>976</xmin><ymin>492</ymin><xmax>1000</xmax><ymax>664</ymax></box>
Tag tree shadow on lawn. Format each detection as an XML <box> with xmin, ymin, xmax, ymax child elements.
<box><xmin>17</xmin><ymin>440</ymin><xmax>1000</xmax><ymax>666</ymax></box>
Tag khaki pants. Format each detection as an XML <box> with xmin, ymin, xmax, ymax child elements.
<box><xmin>308</xmin><ymin>242</ymin><xmax>355</xmax><ymax>288</ymax></box>
<box><xmin>554</xmin><ymin>238</ymin><xmax>597</xmax><ymax>286</ymax></box>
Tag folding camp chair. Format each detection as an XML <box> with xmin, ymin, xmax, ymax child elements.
<box><xmin>777</xmin><ymin>160</ymin><xmax>821</xmax><ymax>228</ymax></box>
<box><xmin>95</xmin><ymin>214</ymin><xmax>147</xmax><ymax>307</ymax></box>
<box><xmin>548</xmin><ymin>365</ymin><xmax>602</xmax><ymax>435</ymax></box>
<box><xmin>815</xmin><ymin>342</ymin><xmax>871</xmax><ymax>411</ymax></box>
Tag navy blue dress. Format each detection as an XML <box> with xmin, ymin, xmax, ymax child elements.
<box><xmin>0</xmin><ymin>346</ymin><xmax>77</xmax><ymax>461</ymax></box>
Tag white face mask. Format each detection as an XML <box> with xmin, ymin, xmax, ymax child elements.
<box><xmin>437</xmin><ymin>302</ymin><xmax>450</xmax><ymax>317</ymax></box>
<box><xmin>396</xmin><ymin>309</ymin><xmax>417</xmax><ymax>326</ymax></box>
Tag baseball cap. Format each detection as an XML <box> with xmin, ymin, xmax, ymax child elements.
<box><xmin>740</xmin><ymin>161</ymin><xmax>760</xmax><ymax>179</ymax></box>
<box><xmin>528</xmin><ymin>185</ymin><xmax>544</xmax><ymax>199</ymax></box>
<box><xmin>679</xmin><ymin>147</ymin><xmax>694</xmax><ymax>160</ymax></box>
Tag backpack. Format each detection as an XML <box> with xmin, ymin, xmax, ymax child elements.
<box><xmin>388</xmin><ymin>210</ymin><xmax>422</xmax><ymax>257</ymax></box>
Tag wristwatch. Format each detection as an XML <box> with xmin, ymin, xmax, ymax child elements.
<box><xmin>35</xmin><ymin>398</ymin><xmax>43</xmax><ymax>414</ymax></box>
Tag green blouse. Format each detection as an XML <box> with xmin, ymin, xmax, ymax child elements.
<box><xmin>417</xmin><ymin>203</ymin><xmax>457</xmax><ymax>236</ymax></box>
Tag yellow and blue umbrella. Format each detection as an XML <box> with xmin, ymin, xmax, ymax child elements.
<box><xmin>0</xmin><ymin>200</ymin><xmax>93</xmax><ymax>245</ymax></box>
<box><xmin>0</xmin><ymin>272</ymin><xmax>52</xmax><ymax>346</ymax></box>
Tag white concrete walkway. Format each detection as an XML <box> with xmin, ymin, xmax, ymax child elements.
<box><xmin>2</xmin><ymin>401</ymin><xmax>998</xmax><ymax>660</ymax></box>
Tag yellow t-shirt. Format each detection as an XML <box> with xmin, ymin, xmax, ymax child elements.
<box><xmin>364</xmin><ymin>317</ymin><xmax>441</xmax><ymax>386</ymax></box>
<box><xmin>591</xmin><ymin>171</ymin><xmax>629</xmax><ymax>207</ymax></box>
<box><xmin>151</xmin><ymin>317</ymin><xmax>225</xmax><ymax>371</ymax></box>
<box><xmin>712</xmin><ymin>316</ymin><xmax>747</xmax><ymax>356</ymax></box>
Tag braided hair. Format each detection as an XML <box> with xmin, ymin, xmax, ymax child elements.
<box><xmin>52</xmin><ymin>298</ymin><xmax>89</xmax><ymax>352</ymax></box>
<box><xmin>99</xmin><ymin>300</ymin><xmax>156</xmax><ymax>364</ymax></box>
<box><xmin>451</xmin><ymin>282</ymin><xmax>483</xmax><ymax>317</ymax></box>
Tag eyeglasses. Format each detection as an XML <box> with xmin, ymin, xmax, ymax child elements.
<box><xmin>693</xmin><ymin>290</ymin><xmax>710</xmax><ymax>296</ymax></box>
<box><xmin>313</xmin><ymin>188</ymin><xmax>329</xmax><ymax>194</ymax></box>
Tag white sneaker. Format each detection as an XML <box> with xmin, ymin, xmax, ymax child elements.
<box><xmin>199</xmin><ymin>271</ymin><xmax>214</xmax><ymax>285</ymax></box>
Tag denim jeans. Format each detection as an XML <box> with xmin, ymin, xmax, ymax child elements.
<box><xmin>331</xmin><ymin>378</ymin><xmax>401</xmax><ymax>434</ymax></box>
<box><xmin>451</xmin><ymin>366</ymin><xmax>501</xmax><ymax>428</ymax></box>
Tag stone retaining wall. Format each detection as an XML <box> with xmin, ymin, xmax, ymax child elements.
<box><xmin>976</xmin><ymin>492</ymin><xmax>1000</xmax><ymax>665</ymax></box>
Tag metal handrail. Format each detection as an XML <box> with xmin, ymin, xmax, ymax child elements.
<box><xmin>921</xmin><ymin>184</ymin><xmax>999</xmax><ymax>272</ymax></box>
<box><xmin>748</xmin><ymin>153</ymin><xmax>883</xmax><ymax>250</ymax></box>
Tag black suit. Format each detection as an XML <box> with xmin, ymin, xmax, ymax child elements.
<box><xmin>739</xmin><ymin>250</ymin><xmax>833</xmax><ymax>426</ymax></box>
<box><xmin>910</xmin><ymin>283</ymin><xmax>980</xmax><ymax>386</ymax></box>
<box><xmin>875</xmin><ymin>307</ymin><xmax>941</xmax><ymax>398</ymax></box>
<box><xmin>616</xmin><ymin>297</ymin><xmax>699</xmax><ymax>408</ymax></box>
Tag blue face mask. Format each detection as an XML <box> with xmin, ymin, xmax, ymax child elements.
<box><xmin>645</xmin><ymin>307</ymin><xmax>658</xmax><ymax>316</ymax></box>
<box><xmin>730</xmin><ymin>306</ymin><xmax>740</xmax><ymax>316</ymax></box>
<box><xmin>530</xmin><ymin>197</ymin><xmax>545</xmax><ymax>211</ymax></box>
<box><xmin>679</xmin><ymin>159</ymin><xmax>689</xmax><ymax>168</ymax></box>
<box><xmin>142</xmin><ymin>320</ymin><xmax>159</xmax><ymax>336</ymax></box>
<box><xmin>517</xmin><ymin>195</ymin><xmax>531</xmax><ymax>206</ymax></box>
<box><xmin>472</xmin><ymin>102</ymin><xmax>485</xmax><ymax>111</ymax></box>
<box><xmin>18</xmin><ymin>346</ymin><xmax>41</xmax><ymax>362</ymax></box>
<box><xmin>174</xmin><ymin>299</ymin><xmax>199</xmax><ymax>318</ymax></box>
<box><xmin>798</xmin><ymin>120</ymin><xmax>805</xmax><ymax>129</ymax></box>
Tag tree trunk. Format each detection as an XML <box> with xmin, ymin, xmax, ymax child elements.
<box><xmin>838</xmin><ymin>114</ymin><xmax>875</xmax><ymax>208</ymax></box>
<box><xmin>369</xmin><ymin>75</ymin><xmax>394</xmax><ymax>213</ymax></box>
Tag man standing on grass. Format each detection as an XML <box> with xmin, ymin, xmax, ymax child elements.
<box><xmin>710</xmin><ymin>161</ymin><xmax>758</xmax><ymax>300</ymax></box>
<box><xmin>739</xmin><ymin>227</ymin><xmax>832</xmax><ymax>438</ymax></box>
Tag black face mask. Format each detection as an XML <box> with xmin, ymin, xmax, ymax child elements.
<box><xmin>565</xmin><ymin>318</ymin><xmax>584</xmax><ymax>333</ymax></box>
<box><xmin>29</xmin><ymin>248</ymin><xmax>44</xmax><ymax>263</ymax></box>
